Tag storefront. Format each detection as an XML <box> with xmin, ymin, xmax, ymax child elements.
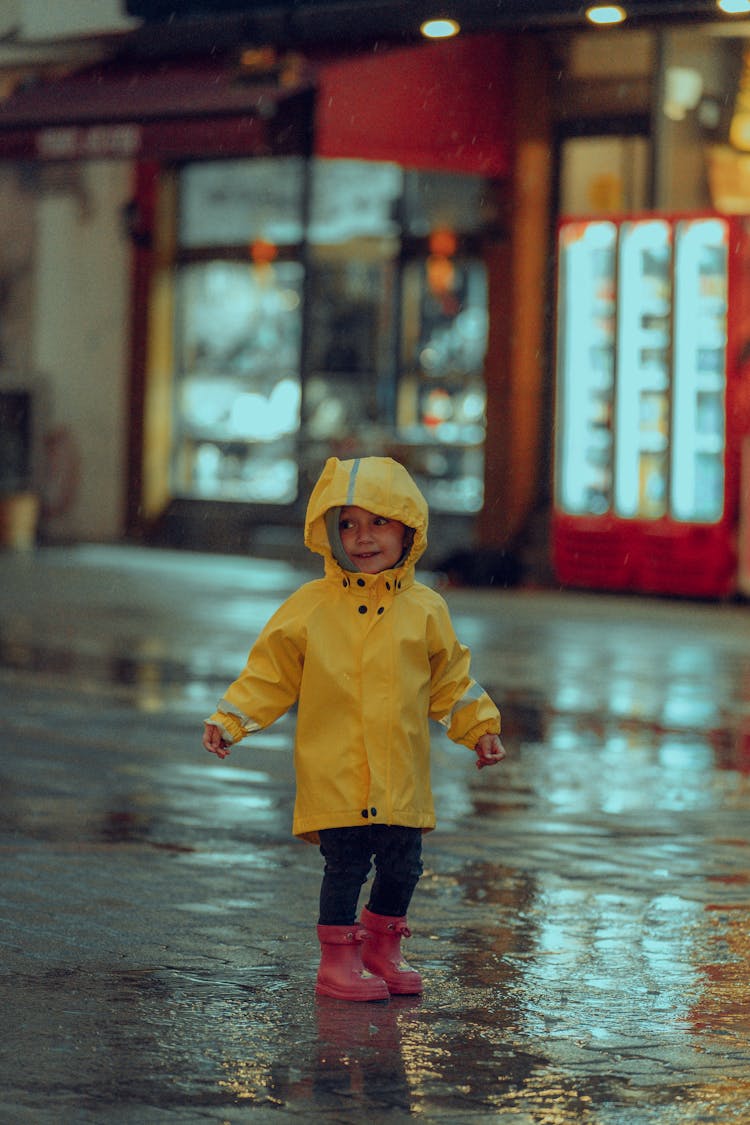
<box><xmin>144</xmin><ymin>156</ymin><xmax>505</xmax><ymax>554</ymax></box>
<box><xmin>6</xmin><ymin>11</ymin><xmax>750</xmax><ymax>589</ymax></box>
<box><xmin>133</xmin><ymin>35</ymin><xmax>516</xmax><ymax>561</ymax></box>
<box><xmin>0</xmin><ymin>32</ymin><xmax>528</xmax><ymax>562</ymax></box>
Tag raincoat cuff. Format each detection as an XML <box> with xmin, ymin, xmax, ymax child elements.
<box><xmin>456</xmin><ymin>718</ymin><xmax>501</xmax><ymax>751</ymax></box>
<box><xmin>206</xmin><ymin>711</ymin><xmax>245</xmax><ymax>744</ymax></box>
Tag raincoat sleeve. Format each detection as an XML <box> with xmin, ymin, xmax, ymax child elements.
<box><xmin>207</xmin><ymin>592</ymin><xmax>307</xmax><ymax>745</ymax></box>
<box><xmin>427</xmin><ymin>598</ymin><xmax>501</xmax><ymax>750</ymax></box>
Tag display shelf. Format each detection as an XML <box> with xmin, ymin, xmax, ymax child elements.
<box><xmin>556</xmin><ymin>219</ymin><xmax>617</xmax><ymax>515</ymax></box>
<box><xmin>671</xmin><ymin>216</ymin><xmax>728</xmax><ymax>523</ymax></box>
<box><xmin>614</xmin><ymin>219</ymin><xmax>673</xmax><ymax>519</ymax></box>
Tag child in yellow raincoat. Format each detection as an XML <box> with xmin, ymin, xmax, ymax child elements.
<box><xmin>203</xmin><ymin>455</ymin><xmax>504</xmax><ymax>1001</ymax></box>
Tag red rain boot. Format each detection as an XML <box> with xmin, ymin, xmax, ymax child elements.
<box><xmin>360</xmin><ymin>907</ymin><xmax>423</xmax><ymax>995</ymax></box>
<box><xmin>315</xmin><ymin>924</ymin><xmax>390</xmax><ymax>1002</ymax></box>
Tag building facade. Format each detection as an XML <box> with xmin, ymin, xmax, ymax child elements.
<box><xmin>0</xmin><ymin>11</ymin><xmax>747</xmax><ymax>582</ymax></box>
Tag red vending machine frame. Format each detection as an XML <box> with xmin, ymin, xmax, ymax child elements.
<box><xmin>740</xmin><ymin>436</ymin><xmax>750</xmax><ymax>596</ymax></box>
<box><xmin>552</xmin><ymin>212</ymin><xmax>750</xmax><ymax>599</ymax></box>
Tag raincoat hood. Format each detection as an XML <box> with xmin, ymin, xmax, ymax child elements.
<box><xmin>305</xmin><ymin>457</ymin><xmax>428</xmax><ymax>574</ymax></box>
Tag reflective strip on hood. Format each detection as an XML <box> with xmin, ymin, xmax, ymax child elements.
<box><xmin>346</xmin><ymin>458</ymin><xmax>361</xmax><ymax>505</ymax></box>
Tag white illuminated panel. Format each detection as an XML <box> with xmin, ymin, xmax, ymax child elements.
<box><xmin>556</xmin><ymin>221</ymin><xmax>617</xmax><ymax>514</ymax></box>
<box><xmin>671</xmin><ymin>218</ymin><xmax>727</xmax><ymax>523</ymax></box>
<box><xmin>614</xmin><ymin>220</ymin><xmax>672</xmax><ymax>519</ymax></box>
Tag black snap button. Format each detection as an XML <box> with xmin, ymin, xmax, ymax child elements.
<box><xmin>357</xmin><ymin>578</ymin><xmax>366</xmax><ymax>587</ymax></box>
<box><xmin>377</xmin><ymin>606</ymin><xmax>384</xmax><ymax>615</ymax></box>
<box><xmin>358</xmin><ymin>605</ymin><xmax>367</xmax><ymax>614</ymax></box>
<box><xmin>385</xmin><ymin>582</ymin><xmax>391</xmax><ymax>590</ymax></box>
<box><xmin>343</xmin><ymin>578</ymin><xmax>349</xmax><ymax>587</ymax></box>
<box><xmin>361</xmin><ymin>809</ymin><xmax>369</xmax><ymax>818</ymax></box>
<box><xmin>370</xmin><ymin>807</ymin><xmax>377</xmax><ymax>816</ymax></box>
<box><xmin>396</xmin><ymin>580</ymin><xmax>401</xmax><ymax>589</ymax></box>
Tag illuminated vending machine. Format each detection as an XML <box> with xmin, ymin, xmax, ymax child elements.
<box><xmin>553</xmin><ymin>214</ymin><xmax>750</xmax><ymax>598</ymax></box>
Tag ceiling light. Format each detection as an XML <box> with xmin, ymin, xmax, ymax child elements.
<box><xmin>586</xmin><ymin>5</ymin><xmax>627</xmax><ymax>24</ymax></box>
<box><xmin>420</xmin><ymin>18</ymin><xmax>460</xmax><ymax>39</ymax></box>
<box><xmin>718</xmin><ymin>0</ymin><xmax>750</xmax><ymax>13</ymax></box>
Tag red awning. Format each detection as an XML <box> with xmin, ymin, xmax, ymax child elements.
<box><xmin>0</xmin><ymin>58</ymin><xmax>314</xmax><ymax>160</ymax></box>
<box><xmin>0</xmin><ymin>34</ymin><xmax>513</xmax><ymax>174</ymax></box>
<box><xmin>0</xmin><ymin>56</ymin><xmax>312</xmax><ymax>127</ymax></box>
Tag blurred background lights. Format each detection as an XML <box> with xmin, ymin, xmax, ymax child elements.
<box><xmin>664</xmin><ymin>66</ymin><xmax>703</xmax><ymax>121</ymax></box>
<box><xmin>718</xmin><ymin>0</ymin><xmax>750</xmax><ymax>12</ymax></box>
<box><xmin>586</xmin><ymin>5</ymin><xmax>626</xmax><ymax>24</ymax></box>
<box><xmin>420</xmin><ymin>17</ymin><xmax>460</xmax><ymax>39</ymax></box>
<box><xmin>228</xmin><ymin>378</ymin><xmax>300</xmax><ymax>440</ymax></box>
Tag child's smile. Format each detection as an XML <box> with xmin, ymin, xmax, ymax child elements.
<box><xmin>339</xmin><ymin>506</ymin><xmax>407</xmax><ymax>573</ymax></box>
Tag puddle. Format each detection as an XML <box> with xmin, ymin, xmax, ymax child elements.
<box><xmin>3</xmin><ymin>558</ymin><xmax>750</xmax><ymax>1123</ymax></box>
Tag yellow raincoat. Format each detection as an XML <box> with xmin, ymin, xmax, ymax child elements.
<box><xmin>207</xmin><ymin>456</ymin><xmax>501</xmax><ymax>842</ymax></box>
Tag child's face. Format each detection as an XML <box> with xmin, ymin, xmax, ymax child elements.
<box><xmin>339</xmin><ymin>506</ymin><xmax>408</xmax><ymax>573</ymax></box>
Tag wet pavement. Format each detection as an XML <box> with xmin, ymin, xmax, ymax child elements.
<box><xmin>1</xmin><ymin>543</ymin><xmax>750</xmax><ymax>1124</ymax></box>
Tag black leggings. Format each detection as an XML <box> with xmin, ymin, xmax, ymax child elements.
<box><xmin>317</xmin><ymin>825</ymin><xmax>424</xmax><ymax>926</ymax></box>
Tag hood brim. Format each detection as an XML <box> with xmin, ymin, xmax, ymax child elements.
<box><xmin>305</xmin><ymin>457</ymin><xmax>428</xmax><ymax>571</ymax></box>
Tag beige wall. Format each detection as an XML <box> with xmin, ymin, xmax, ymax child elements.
<box><xmin>31</xmin><ymin>160</ymin><xmax>132</xmax><ymax>542</ymax></box>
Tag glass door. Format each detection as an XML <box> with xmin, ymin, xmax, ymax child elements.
<box><xmin>170</xmin><ymin>157</ymin><xmax>306</xmax><ymax>505</ymax></box>
<box><xmin>302</xmin><ymin>159</ymin><xmax>401</xmax><ymax>475</ymax></box>
<box><xmin>398</xmin><ymin>254</ymin><xmax>488</xmax><ymax>512</ymax></box>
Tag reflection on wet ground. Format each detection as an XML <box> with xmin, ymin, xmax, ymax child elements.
<box><xmin>1</xmin><ymin>546</ymin><xmax>750</xmax><ymax>1123</ymax></box>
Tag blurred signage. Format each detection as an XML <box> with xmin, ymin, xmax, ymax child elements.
<box><xmin>179</xmin><ymin>158</ymin><xmax>306</xmax><ymax>246</ymax></box>
<box><xmin>309</xmin><ymin>161</ymin><xmax>402</xmax><ymax>242</ymax></box>
<box><xmin>0</xmin><ymin>109</ymin><xmax>304</xmax><ymax>162</ymax></box>
<box><xmin>36</xmin><ymin>125</ymin><xmax>141</xmax><ymax>160</ymax></box>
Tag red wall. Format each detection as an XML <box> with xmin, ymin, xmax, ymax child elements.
<box><xmin>315</xmin><ymin>33</ymin><xmax>513</xmax><ymax>176</ymax></box>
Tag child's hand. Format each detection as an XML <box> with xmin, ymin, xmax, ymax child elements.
<box><xmin>203</xmin><ymin>722</ymin><xmax>232</xmax><ymax>759</ymax></box>
<box><xmin>474</xmin><ymin>733</ymin><xmax>506</xmax><ymax>770</ymax></box>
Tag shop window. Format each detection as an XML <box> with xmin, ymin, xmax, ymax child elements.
<box><xmin>165</xmin><ymin>157</ymin><xmax>494</xmax><ymax>512</ymax></box>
